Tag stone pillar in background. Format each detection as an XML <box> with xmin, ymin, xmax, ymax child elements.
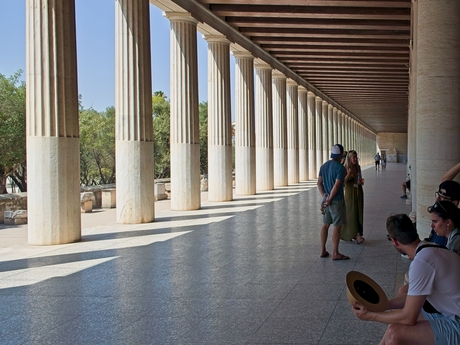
<box><xmin>307</xmin><ymin>92</ymin><xmax>317</xmax><ymax>179</ymax></box>
<box><xmin>298</xmin><ymin>87</ymin><xmax>309</xmax><ymax>181</ymax></box>
<box><xmin>322</xmin><ymin>100</ymin><xmax>329</xmax><ymax>163</ymax></box>
<box><xmin>327</xmin><ymin>104</ymin><xmax>334</xmax><ymax>152</ymax></box>
<box><xmin>166</xmin><ymin>12</ymin><xmax>201</xmax><ymax>210</ymax></box>
<box><xmin>415</xmin><ymin>0</ymin><xmax>460</xmax><ymax>236</ymax></box>
<box><xmin>272</xmin><ymin>70</ymin><xmax>288</xmax><ymax>187</ymax></box>
<box><xmin>286</xmin><ymin>79</ymin><xmax>299</xmax><ymax>184</ymax></box>
<box><xmin>233</xmin><ymin>51</ymin><xmax>256</xmax><ymax>196</ymax></box>
<box><xmin>115</xmin><ymin>0</ymin><xmax>155</xmax><ymax>224</ymax></box>
<box><xmin>333</xmin><ymin>107</ymin><xmax>338</xmax><ymax>145</ymax></box>
<box><xmin>255</xmin><ymin>60</ymin><xmax>274</xmax><ymax>191</ymax></box>
<box><xmin>337</xmin><ymin>110</ymin><xmax>343</xmax><ymax>145</ymax></box>
<box><xmin>205</xmin><ymin>35</ymin><xmax>233</xmax><ymax>202</ymax></box>
<box><xmin>26</xmin><ymin>0</ymin><xmax>81</xmax><ymax>244</ymax></box>
<box><xmin>315</xmin><ymin>96</ymin><xmax>323</xmax><ymax>175</ymax></box>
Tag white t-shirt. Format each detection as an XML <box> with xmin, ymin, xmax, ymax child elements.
<box><xmin>408</xmin><ymin>241</ymin><xmax>460</xmax><ymax>319</ymax></box>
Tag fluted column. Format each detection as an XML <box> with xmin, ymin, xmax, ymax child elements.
<box><xmin>315</xmin><ymin>96</ymin><xmax>323</xmax><ymax>175</ymax></box>
<box><xmin>337</xmin><ymin>110</ymin><xmax>343</xmax><ymax>145</ymax></box>
<box><xmin>286</xmin><ymin>79</ymin><xmax>299</xmax><ymax>184</ymax></box>
<box><xmin>333</xmin><ymin>107</ymin><xmax>338</xmax><ymax>145</ymax></box>
<box><xmin>298</xmin><ymin>87</ymin><xmax>309</xmax><ymax>181</ymax></box>
<box><xmin>415</xmin><ymin>0</ymin><xmax>460</xmax><ymax>235</ymax></box>
<box><xmin>205</xmin><ymin>35</ymin><xmax>232</xmax><ymax>202</ymax></box>
<box><xmin>233</xmin><ymin>51</ymin><xmax>256</xmax><ymax>195</ymax></box>
<box><xmin>307</xmin><ymin>92</ymin><xmax>317</xmax><ymax>179</ymax></box>
<box><xmin>328</xmin><ymin>104</ymin><xmax>334</xmax><ymax>151</ymax></box>
<box><xmin>115</xmin><ymin>0</ymin><xmax>155</xmax><ymax>224</ymax></box>
<box><xmin>322</xmin><ymin>100</ymin><xmax>329</xmax><ymax>163</ymax></box>
<box><xmin>255</xmin><ymin>60</ymin><xmax>274</xmax><ymax>191</ymax></box>
<box><xmin>272</xmin><ymin>70</ymin><xmax>288</xmax><ymax>187</ymax></box>
<box><xmin>26</xmin><ymin>0</ymin><xmax>81</xmax><ymax>245</ymax></box>
<box><xmin>166</xmin><ymin>12</ymin><xmax>201</xmax><ymax>210</ymax></box>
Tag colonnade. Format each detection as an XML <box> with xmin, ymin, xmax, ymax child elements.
<box><xmin>25</xmin><ymin>0</ymin><xmax>376</xmax><ymax>245</ymax></box>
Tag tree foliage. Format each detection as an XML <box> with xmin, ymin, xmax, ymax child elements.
<box><xmin>0</xmin><ymin>71</ymin><xmax>26</xmax><ymax>193</ymax></box>
<box><xmin>199</xmin><ymin>101</ymin><xmax>208</xmax><ymax>174</ymax></box>
<box><xmin>152</xmin><ymin>91</ymin><xmax>171</xmax><ymax>178</ymax></box>
<box><xmin>79</xmin><ymin>106</ymin><xmax>115</xmax><ymax>185</ymax></box>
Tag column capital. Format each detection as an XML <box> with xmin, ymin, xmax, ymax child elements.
<box><xmin>307</xmin><ymin>91</ymin><xmax>316</xmax><ymax>97</ymax></box>
<box><xmin>328</xmin><ymin>104</ymin><xmax>333</xmax><ymax>109</ymax></box>
<box><xmin>254</xmin><ymin>58</ymin><xmax>271</xmax><ymax>70</ymax></box>
<box><xmin>272</xmin><ymin>69</ymin><xmax>286</xmax><ymax>79</ymax></box>
<box><xmin>315</xmin><ymin>95</ymin><xmax>322</xmax><ymax>101</ymax></box>
<box><xmin>231</xmin><ymin>50</ymin><xmax>254</xmax><ymax>59</ymax></box>
<box><xmin>203</xmin><ymin>34</ymin><xmax>230</xmax><ymax>45</ymax></box>
<box><xmin>163</xmin><ymin>11</ymin><xmax>198</xmax><ymax>24</ymax></box>
<box><xmin>286</xmin><ymin>79</ymin><xmax>298</xmax><ymax>87</ymax></box>
<box><xmin>322</xmin><ymin>100</ymin><xmax>328</xmax><ymax>105</ymax></box>
<box><xmin>298</xmin><ymin>85</ymin><xmax>308</xmax><ymax>93</ymax></box>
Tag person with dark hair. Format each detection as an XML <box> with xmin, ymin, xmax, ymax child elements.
<box><xmin>426</xmin><ymin>180</ymin><xmax>460</xmax><ymax>246</ymax></box>
<box><xmin>427</xmin><ymin>200</ymin><xmax>460</xmax><ymax>255</ymax></box>
<box><xmin>317</xmin><ymin>144</ymin><xmax>349</xmax><ymax>260</ymax></box>
<box><xmin>374</xmin><ymin>152</ymin><xmax>381</xmax><ymax>171</ymax></box>
<box><xmin>352</xmin><ymin>213</ymin><xmax>460</xmax><ymax>344</ymax></box>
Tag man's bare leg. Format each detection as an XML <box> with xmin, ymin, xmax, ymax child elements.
<box><xmin>332</xmin><ymin>225</ymin><xmax>348</xmax><ymax>259</ymax></box>
<box><xmin>320</xmin><ymin>224</ymin><xmax>329</xmax><ymax>257</ymax></box>
<box><xmin>379</xmin><ymin>322</ymin><xmax>435</xmax><ymax>345</ymax></box>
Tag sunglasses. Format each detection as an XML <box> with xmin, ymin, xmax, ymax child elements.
<box><xmin>427</xmin><ymin>201</ymin><xmax>448</xmax><ymax>214</ymax></box>
<box><xmin>435</xmin><ymin>191</ymin><xmax>451</xmax><ymax>201</ymax></box>
<box><xmin>386</xmin><ymin>234</ymin><xmax>392</xmax><ymax>241</ymax></box>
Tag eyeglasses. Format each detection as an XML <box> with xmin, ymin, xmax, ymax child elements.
<box><xmin>386</xmin><ymin>234</ymin><xmax>392</xmax><ymax>241</ymax></box>
<box><xmin>427</xmin><ymin>201</ymin><xmax>448</xmax><ymax>214</ymax></box>
<box><xmin>435</xmin><ymin>191</ymin><xmax>451</xmax><ymax>201</ymax></box>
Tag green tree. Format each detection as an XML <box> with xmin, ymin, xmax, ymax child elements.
<box><xmin>199</xmin><ymin>101</ymin><xmax>208</xmax><ymax>174</ymax></box>
<box><xmin>79</xmin><ymin>106</ymin><xmax>115</xmax><ymax>185</ymax></box>
<box><xmin>152</xmin><ymin>91</ymin><xmax>171</xmax><ymax>178</ymax></box>
<box><xmin>0</xmin><ymin>71</ymin><xmax>26</xmax><ymax>193</ymax></box>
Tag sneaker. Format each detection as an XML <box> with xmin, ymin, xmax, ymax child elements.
<box><xmin>400</xmin><ymin>195</ymin><xmax>407</xmax><ymax>199</ymax></box>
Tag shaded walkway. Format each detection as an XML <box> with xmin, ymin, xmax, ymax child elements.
<box><xmin>0</xmin><ymin>163</ymin><xmax>412</xmax><ymax>344</ymax></box>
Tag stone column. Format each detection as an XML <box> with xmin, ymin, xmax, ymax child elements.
<box><xmin>233</xmin><ymin>51</ymin><xmax>256</xmax><ymax>195</ymax></box>
<box><xmin>315</xmin><ymin>96</ymin><xmax>323</xmax><ymax>175</ymax></box>
<box><xmin>255</xmin><ymin>60</ymin><xmax>274</xmax><ymax>191</ymax></box>
<box><xmin>328</xmin><ymin>104</ymin><xmax>334</xmax><ymax>151</ymax></box>
<box><xmin>408</xmin><ymin>0</ymin><xmax>418</xmax><ymax>220</ymax></box>
<box><xmin>298</xmin><ymin>86</ymin><xmax>309</xmax><ymax>181</ymax></box>
<box><xmin>115</xmin><ymin>0</ymin><xmax>155</xmax><ymax>224</ymax></box>
<box><xmin>322</xmin><ymin>100</ymin><xmax>329</xmax><ymax>163</ymax></box>
<box><xmin>272</xmin><ymin>70</ymin><xmax>288</xmax><ymax>187</ymax></box>
<box><xmin>333</xmin><ymin>107</ymin><xmax>338</xmax><ymax>145</ymax></box>
<box><xmin>166</xmin><ymin>12</ymin><xmax>201</xmax><ymax>210</ymax></box>
<box><xmin>286</xmin><ymin>79</ymin><xmax>299</xmax><ymax>184</ymax></box>
<box><xmin>307</xmin><ymin>92</ymin><xmax>317</xmax><ymax>179</ymax></box>
<box><xmin>415</xmin><ymin>0</ymin><xmax>460</xmax><ymax>235</ymax></box>
<box><xmin>205</xmin><ymin>35</ymin><xmax>232</xmax><ymax>202</ymax></box>
<box><xmin>27</xmin><ymin>0</ymin><xmax>81</xmax><ymax>245</ymax></box>
<box><xmin>337</xmin><ymin>110</ymin><xmax>343</xmax><ymax>145</ymax></box>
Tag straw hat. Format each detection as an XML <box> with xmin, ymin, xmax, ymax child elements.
<box><xmin>346</xmin><ymin>271</ymin><xmax>388</xmax><ymax>312</ymax></box>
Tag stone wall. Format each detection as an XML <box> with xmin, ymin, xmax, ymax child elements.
<box><xmin>376</xmin><ymin>132</ymin><xmax>408</xmax><ymax>163</ymax></box>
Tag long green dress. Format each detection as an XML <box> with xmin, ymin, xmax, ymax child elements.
<box><xmin>341</xmin><ymin>171</ymin><xmax>364</xmax><ymax>241</ymax></box>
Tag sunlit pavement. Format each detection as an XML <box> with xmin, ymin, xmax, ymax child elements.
<box><xmin>0</xmin><ymin>163</ymin><xmax>411</xmax><ymax>345</ymax></box>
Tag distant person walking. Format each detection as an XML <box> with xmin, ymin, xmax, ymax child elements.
<box><xmin>340</xmin><ymin>150</ymin><xmax>365</xmax><ymax>244</ymax></box>
<box><xmin>374</xmin><ymin>153</ymin><xmax>381</xmax><ymax>171</ymax></box>
<box><xmin>381</xmin><ymin>153</ymin><xmax>386</xmax><ymax>171</ymax></box>
<box><xmin>317</xmin><ymin>144</ymin><xmax>349</xmax><ymax>260</ymax></box>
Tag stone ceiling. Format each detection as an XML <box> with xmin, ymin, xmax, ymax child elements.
<box><xmin>151</xmin><ymin>0</ymin><xmax>411</xmax><ymax>134</ymax></box>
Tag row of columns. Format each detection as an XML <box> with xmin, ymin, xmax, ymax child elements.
<box><xmin>25</xmin><ymin>1</ymin><xmax>376</xmax><ymax>245</ymax></box>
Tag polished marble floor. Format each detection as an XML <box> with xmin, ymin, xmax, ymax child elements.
<box><xmin>0</xmin><ymin>163</ymin><xmax>412</xmax><ymax>345</ymax></box>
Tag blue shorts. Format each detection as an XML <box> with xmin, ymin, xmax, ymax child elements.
<box><xmin>422</xmin><ymin>310</ymin><xmax>460</xmax><ymax>345</ymax></box>
<box><xmin>323</xmin><ymin>199</ymin><xmax>345</xmax><ymax>226</ymax></box>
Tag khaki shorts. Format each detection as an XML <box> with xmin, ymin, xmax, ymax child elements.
<box><xmin>323</xmin><ymin>199</ymin><xmax>345</xmax><ymax>226</ymax></box>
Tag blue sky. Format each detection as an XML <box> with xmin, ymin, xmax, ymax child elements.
<box><xmin>0</xmin><ymin>1</ymin><xmax>231</xmax><ymax>112</ymax></box>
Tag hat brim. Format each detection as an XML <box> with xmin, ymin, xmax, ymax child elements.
<box><xmin>346</xmin><ymin>271</ymin><xmax>388</xmax><ymax>312</ymax></box>
<box><xmin>331</xmin><ymin>153</ymin><xmax>342</xmax><ymax>159</ymax></box>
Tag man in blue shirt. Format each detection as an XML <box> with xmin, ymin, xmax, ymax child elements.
<box><xmin>317</xmin><ymin>144</ymin><xmax>349</xmax><ymax>260</ymax></box>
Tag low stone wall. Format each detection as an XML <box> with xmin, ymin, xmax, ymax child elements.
<box><xmin>1</xmin><ymin>181</ymin><xmax>172</xmax><ymax>224</ymax></box>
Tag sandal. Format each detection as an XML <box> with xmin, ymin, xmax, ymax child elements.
<box><xmin>356</xmin><ymin>235</ymin><xmax>365</xmax><ymax>244</ymax></box>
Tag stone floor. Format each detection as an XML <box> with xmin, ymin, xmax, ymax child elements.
<box><xmin>0</xmin><ymin>163</ymin><xmax>412</xmax><ymax>345</ymax></box>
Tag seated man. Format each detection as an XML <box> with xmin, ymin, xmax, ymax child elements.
<box><xmin>352</xmin><ymin>214</ymin><xmax>460</xmax><ymax>345</ymax></box>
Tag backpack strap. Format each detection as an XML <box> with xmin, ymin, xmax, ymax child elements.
<box><xmin>415</xmin><ymin>243</ymin><xmax>447</xmax><ymax>255</ymax></box>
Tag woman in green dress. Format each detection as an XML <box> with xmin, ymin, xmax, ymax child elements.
<box><xmin>341</xmin><ymin>150</ymin><xmax>365</xmax><ymax>243</ymax></box>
